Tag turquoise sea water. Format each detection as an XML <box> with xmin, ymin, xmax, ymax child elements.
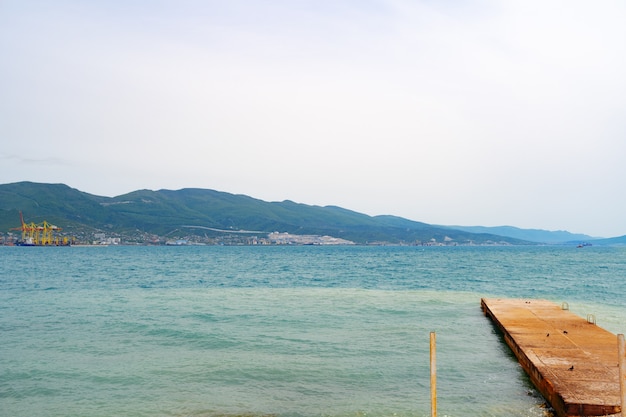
<box><xmin>1</xmin><ymin>245</ymin><xmax>626</xmax><ymax>417</ymax></box>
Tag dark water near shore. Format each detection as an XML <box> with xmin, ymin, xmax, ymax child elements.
<box><xmin>1</xmin><ymin>245</ymin><xmax>625</xmax><ymax>417</ymax></box>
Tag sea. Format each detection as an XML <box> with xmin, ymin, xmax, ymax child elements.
<box><xmin>1</xmin><ymin>245</ymin><xmax>626</xmax><ymax>417</ymax></box>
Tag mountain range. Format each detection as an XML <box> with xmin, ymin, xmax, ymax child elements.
<box><xmin>1</xmin><ymin>181</ymin><xmax>623</xmax><ymax>246</ymax></box>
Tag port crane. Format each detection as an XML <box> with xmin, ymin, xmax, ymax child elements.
<box><xmin>10</xmin><ymin>211</ymin><xmax>70</xmax><ymax>246</ymax></box>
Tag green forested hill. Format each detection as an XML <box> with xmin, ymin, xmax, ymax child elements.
<box><xmin>0</xmin><ymin>181</ymin><xmax>529</xmax><ymax>245</ymax></box>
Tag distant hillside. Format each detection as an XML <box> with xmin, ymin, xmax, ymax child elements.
<box><xmin>0</xmin><ymin>181</ymin><xmax>530</xmax><ymax>245</ymax></box>
<box><xmin>443</xmin><ymin>225</ymin><xmax>597</xmax><ymax>244</ymax></box>
<box><xmin>585</xmin><ymin>235</ymin><xmax>626</xmax><ymax>246</ymax></box>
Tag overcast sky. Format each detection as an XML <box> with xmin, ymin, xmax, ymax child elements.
<box><xmin>2</xmin><ymin>1</ymin><xmax>625</xmax><ymax>237</ymax></box>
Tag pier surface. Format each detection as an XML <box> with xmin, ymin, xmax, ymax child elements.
<box><xmin>481</xmin><ymin>298</ymin><xmax>621</xmax><ymax>417</ymax></box>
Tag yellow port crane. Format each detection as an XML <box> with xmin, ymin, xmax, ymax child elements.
<box><xmin>11</xmin><ymin>212</ymin><xmax>70</xmax><ymax>246</ymax></box>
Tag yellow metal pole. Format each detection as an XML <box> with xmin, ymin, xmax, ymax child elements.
<box><xmin>430</xmin><ymin>331</ymin><xmax>437</xmax><ymax>417</ymax></box>
<box><xmin>618</xmin><ymin>334</ymin><xmax>626</xmax><ymax>417</ymax></box>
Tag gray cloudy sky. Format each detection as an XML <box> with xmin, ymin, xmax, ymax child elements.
<box><xmin>1</xmin><ymin>1</ymin><xmax>625</xmax><ymax>237</ymax></box>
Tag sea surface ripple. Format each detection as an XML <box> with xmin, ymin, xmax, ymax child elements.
<box><xmin>1</xmin><ymin>245</ymin><xmax>625</xmax><ymax>417</ymax></box>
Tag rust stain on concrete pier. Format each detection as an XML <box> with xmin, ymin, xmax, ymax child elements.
<box><xmin>481</xmin><ymin>298</ymin><xmax>621</xmax><ymax>417</ymax></box>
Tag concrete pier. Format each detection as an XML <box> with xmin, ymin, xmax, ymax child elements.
<box><xmin>481</xmin><ymin>298</ymin><xmax>621</xmax><ymax>417</ymax></box>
